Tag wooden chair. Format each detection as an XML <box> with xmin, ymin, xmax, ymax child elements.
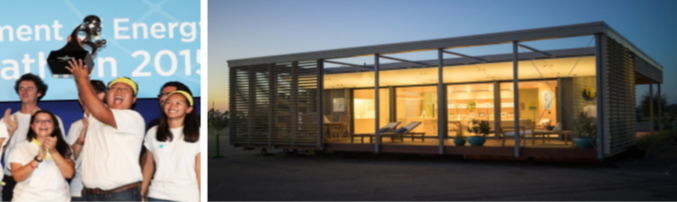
<box><xmin>496</xmin><ymin>119</ymin><xmax>533</xmax><ymax>146</ymax></box>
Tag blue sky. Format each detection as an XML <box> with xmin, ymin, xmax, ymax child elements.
<box><xmin>209</xmin><ymin>0</ymin><xmax>677</xmax><ymax>111</ymax></box>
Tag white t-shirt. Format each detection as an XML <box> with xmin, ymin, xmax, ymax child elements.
<box><xmin>144</xmin><ymin>126</ymin><xmax>200</xmax><ymax>202</ymax></box>
<box><xmin>0</xmin><ymin>122</ymin><xmax>9</xmax><ymax>165</ymax></box>
<box><xmin>1</xmin><ymin>111</ymin><xmax>66</xmax><ymax>176</ymax></box>
<box><xmin>81</xmin><ymin>109</ymin><xmax>145</xmax><ymax>190</ymax></box>
<box><xmin>8</xmin><ymin>141</ymin><xmax>70</xmax><ymax>202</ymax></box>
<box><xmin>66</xmin><ymin>119</ymin><xmax>85</xmax><ymax>197</ymax></box>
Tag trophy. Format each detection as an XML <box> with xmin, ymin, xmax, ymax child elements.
<box><xmin>47</xmin><ymin>15</ymin><xmax>106</xmax><ymax>78</ymax></box>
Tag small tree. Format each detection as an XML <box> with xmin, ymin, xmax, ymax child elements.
<box><xmin>209</xmin><ymin>108</ymin><xmax>228</xmax><ymax>158</ymax></box>
<box><xmin>208</xmin><ymin>108</ymin><xmax>229</xmax><ymax>133</ymax></box>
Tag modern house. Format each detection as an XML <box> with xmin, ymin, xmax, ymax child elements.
<box><xmin>227</xmin><ymin>22</ymin><xmax>664</xmax><ymax>160</ymax></box>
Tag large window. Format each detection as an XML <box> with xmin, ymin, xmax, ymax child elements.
<box><xmin>395</xmin><ymin>86</ymin><xmax>438</xmax><ymax>136</ymax></box>
<box><xmin>499</xmin><ymin>81</ymin><xmax>558</xmax><ymax>129</ymax></box>
<box><xmin>447</xmin><ymin>83</ymin><xmax>495</xmax><ymax>137</ymax></box>
<box><xmin>352</xmin><ymin>89</ymin><xmax>389</xmax><ymax>134</ymax></box>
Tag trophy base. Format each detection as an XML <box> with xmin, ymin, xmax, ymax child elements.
<box><xmin>47</xmin><ymin>50</ymin><xmax>94</xmax><ymax>77</ymax></box>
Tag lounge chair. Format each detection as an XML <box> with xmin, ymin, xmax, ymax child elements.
<box><xmin>385</xmin><ymin>122</ymin><xmax>425</xmax><ymax>143</ymax></box>
<box><xmin>354</xmin><ymin>122</ymin><xmax>425</xmax><ymax>144</ymax></box>
<box><xmin>351</xmin><ymin>122</ymin><xmax>400</xmax><ymax>143</ymax></box>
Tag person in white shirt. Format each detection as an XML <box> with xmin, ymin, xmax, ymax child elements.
<box><xmin>8</xmin><ymin>110</ymin><xmax>74</xmax><ymax>202</ymax></box>
<box><xmin>142</xmin><ymin>90</ymin><xmax>200</xmax><ymax>202</ymax></box>
<box><xmin>1</xmin><ymin>73</ymin><xmax>66</xmax><ymax>202</ymax></box>
<box><xmin>66</xmin><ymin>59</ymin><xmax>146</xmax><ymax>201</ymax></box>
<box><xmin>67</xmin><ymin>80</ymin><xmax>106</xmax><ymax>201</ymax></box>
<box><xmin>0</xmin><ymin>122</ymin><xmax>9</xmax><ymax>202</ymax></box>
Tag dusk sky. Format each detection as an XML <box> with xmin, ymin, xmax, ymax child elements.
<box><xmin>209</xmin><ymin>0</ymin><xmax>677</xmax><ymax>112</ymax></box>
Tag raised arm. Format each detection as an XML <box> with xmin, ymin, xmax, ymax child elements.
<box><xmin>66</xmin><ymin>59</ymin><xmax>117</xmax><ymax>128</ymax></box>
<box><xmin>70</xmin><ymin>121</ymin><xmax>87</xmax><ymax>159</ymax></box>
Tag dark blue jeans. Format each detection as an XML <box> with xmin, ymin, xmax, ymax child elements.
<box><xmin>82</xmin><ymin>187</ymin><xmax>142</xmax><ymax>201</ymax></box>
<box><xmin>148</xmin><ymin>197</ymin><xmax>176</xmax><ymax>202</ymax></box>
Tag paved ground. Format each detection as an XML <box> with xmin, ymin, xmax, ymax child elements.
<box><xmin>208</xmin><ymin>129</ymin><xmax>677</xmax><ymax>201</ymax></box>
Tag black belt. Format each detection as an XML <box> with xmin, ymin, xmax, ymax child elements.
<box><xmin>3</xmin><ymin>175</ymin><xmax>13</xmax><ymax>182</ymax></box>
<box><xmin>82</xmin><ymin>182</ymin><xmax>140</xmax><ymax>195</ymax></box>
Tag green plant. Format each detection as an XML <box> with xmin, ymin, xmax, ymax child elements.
<box><xmin>208</xmin><ymin>108</ymin><xmax>228</xmax><ymax>131</ymax></box>
<box><xmin>465</xmin><ymin>119</ymin><xmax>489</xmax><ymax>137</ymax></box>
<box><xmin>573</xmin><ymin>112</ymin><xmax>597</xmax><ymax>138</ymax></box>
<box><xmin>468</xmin><ymin>101</ymin><xmax>476</xmax><ymax>112</ymax></box>
<box><xmin>455</xmin><ymin>132</ymin><xmax>464</xmax><ymax>139</ymax></box>
<box><xmin>478</xmin><ymin>120</ymin><xmax>491</xmax><ymax>136</ymax></box>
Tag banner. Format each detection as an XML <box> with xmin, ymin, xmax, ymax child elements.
<box><xmin>0</xmin><ymin>0</ymin><xmax>201</xmax><ymax>101</ymax></box>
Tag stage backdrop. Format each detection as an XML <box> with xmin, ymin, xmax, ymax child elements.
<box><xmin>0</xmin><ymin>0</ymin><xmax>201</xmax><ymax>133</ymax></box>
<box><xmin>0</xmin><ymin>0</ymin><xmax>201</xmax><ymax>101</ymax></box>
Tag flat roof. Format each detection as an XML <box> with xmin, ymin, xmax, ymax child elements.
<box><xmin>228</xmin><ymin>21</ymin><xmax>662</xmax><ymax>71</ymax></box>
<box><xmin>324</xmin><ymin>47</ymin><xmax>595</xmax><ymax>74</ymax></box>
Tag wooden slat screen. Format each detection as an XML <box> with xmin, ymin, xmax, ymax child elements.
<box><xmin>229</xmin><ymin>61</ymin><xmax>320</xmax><ymax>148</ymax></box>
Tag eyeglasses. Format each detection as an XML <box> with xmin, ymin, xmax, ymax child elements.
<box><xmin>34</xmin><ymin>119</ymin><xmax>52</xmax><ymax>124</ymax></box>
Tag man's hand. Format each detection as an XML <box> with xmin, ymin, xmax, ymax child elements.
<box><xmin>4</xmin><ymin>109</ymin><xmax>17</xmax><ymax>135</ymax></box>
<box><xmin>65</xmin><ymin>59</ymin><xmax>90</xmax><ymax>82</ymax></box>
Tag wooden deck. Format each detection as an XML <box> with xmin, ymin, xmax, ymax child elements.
<box><xmin>324</xmin><ymin>137</ymin><xmax>597</xmax><ymax>160</ymax></box>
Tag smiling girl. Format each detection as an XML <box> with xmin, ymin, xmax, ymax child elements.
<box><xmin>8</xmin><ymin>110</ymin><xmax>74</xmax><ymax>201</ymax></box>
<box><xmin>141</xmin><ymin>90</ymin><xmax>200</xmax><ymax>202</ymax></box>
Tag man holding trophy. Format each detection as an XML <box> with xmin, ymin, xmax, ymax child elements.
<box><xmin>54</xmin><ymin>15</ymin><xmax>145</xmax><ymax>201</ymax></box>
<box><xmin>67</xmin><ymin>60</ymin><xmax>146</xmax><ymax>201</ymax></box>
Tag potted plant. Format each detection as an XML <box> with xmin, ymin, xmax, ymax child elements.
<box><xmin>572</xmin><ymin>112</ymin><xmax>597</xmax><ymax>148</ymax></box>
<box><xmin>453</xmin><ymin>133</ymin><xmax>466</xmax><ymax>146</ymax></box>
<box><xmin>466</xmin><ymin>119</ymin><xmax>489</xmax><ymax>146</ymax></box>
<box><xmin>468</xmin><ymin>101</ymin><xmax>477</xmax><ymax>112</ymax></box>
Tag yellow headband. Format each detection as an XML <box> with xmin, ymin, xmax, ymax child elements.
<box><xmin>108</xmin><ymin>77</ymin><xmax>138</xmax><ymax>95</ymax></box>
<box><xmin>166</xmin><ymin>90</ymin><xmax>194</xmax><ymax>106</ymax></box>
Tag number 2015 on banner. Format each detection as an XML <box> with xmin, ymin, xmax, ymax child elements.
<box><xmin>132</xmin><ymin>49</ymin><xmax>201</xmax><ymax>77</ymax></box>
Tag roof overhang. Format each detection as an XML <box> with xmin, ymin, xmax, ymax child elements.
<box><xmin>228</xmin><ymin>21</ymin><xmax>662</xmax><ymax>72</ymax></box>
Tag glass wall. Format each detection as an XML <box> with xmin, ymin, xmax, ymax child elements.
<box><xmin>447</xmin><ymin>83</ymin><xmax>495</xmax><ymax>138</ymax></box>
<box><xmin>352</xmin><ymin>88</ymin><xmax>390</xmax><ymax>134</ymax></box>
<box><xmin>322</xmin><ymin>54</ymin><xmax>596</xmax><ymax>147</ymax></box>
<box><xmin>395</xmin><ymin>86</ymin><xmax>438</xmax><ymax>138</ymax></box>
<box><xmin>499</xmin><ymin>80</ymin><xmax>558</xmax><ymax>129</ymax></box>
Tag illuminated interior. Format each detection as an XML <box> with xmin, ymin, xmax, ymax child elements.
<box><xmin>396</xmin><ymin>86</ymin><xmax>438</xmax><ymax>136</ymax></box>
<box><xmin>352</xmin><ymin>89</ymin><xmax>390</xmax><ymax>134</ymax></box>
<box><xmin>322</xmin><ymin>56</ymin><xmax>595</xmax><ymax>89</ymax></box>
<box><xmin>322</xmin><ymin>55</ymin><xmax>596</xmax><ymax>146</ymax></box>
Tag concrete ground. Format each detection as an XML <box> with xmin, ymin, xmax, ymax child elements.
<box><xmin>207</xmin><ymin>128</ymin><xmax>677</xmax><ymax>201</ymax></box>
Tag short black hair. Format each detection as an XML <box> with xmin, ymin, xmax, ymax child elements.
<box><xmin>14</xmin><ymin>73</ymin><xmax>48</xmax><ymax>100</ymax></box>
<box><xmin>159</xmin><ymin>81</ymin><xmax>191</xmax><ymax>97</ymax></box>
<box><xmin>90</xmin><ymin>80</ymin><xmax>106</xmax><ymax>94</ymax></box>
